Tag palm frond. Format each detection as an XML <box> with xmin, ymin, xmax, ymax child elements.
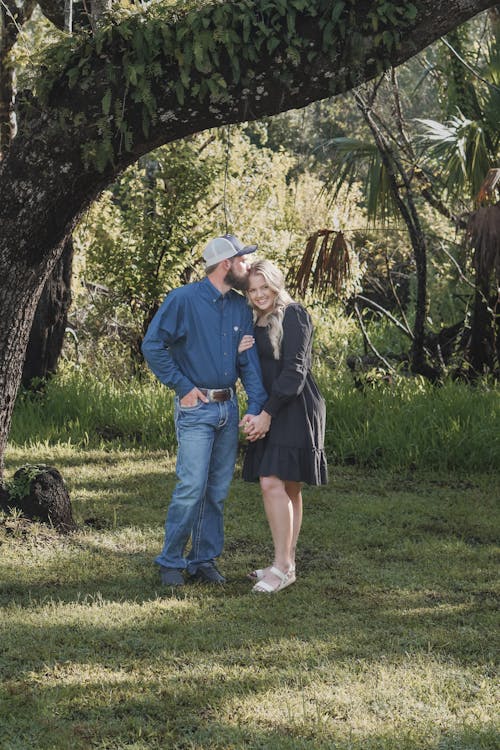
<box><xmin>288</xmin><ymin>229</ymin><xmax>352</xmax><ymax>298</ymax></box>
<box><xmin>416</xmin><ymin>110</ymin><xmax>495</xmax><ymax>201</ymax></box>
<box><xmin>321</xmin><ymin>137</ymin><xmax>399</xmax><ymax>224</ymax></box>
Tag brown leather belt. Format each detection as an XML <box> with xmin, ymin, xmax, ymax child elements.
<box><xmin>198</xmin><ymin>387</ymin><xmax>233</xmax><ymax>402</ymax></box>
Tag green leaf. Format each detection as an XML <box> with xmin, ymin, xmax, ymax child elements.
<box><xmin>180</xmin><ymin>67</ymin><xmax>190</xmax><ymax>89</ymax></box>
<box><xmin>174</xmin><ymin>80</ymin><xmax>185</xmax><ymax>105</ymax></box>
<box><xmin>382</xmin><ymin>30</ymin><xmax>394</xmax><ymax>50</ymax></box>
<box><xmin>67</xmin><ymin>67</ymin><xmax>80</xmax><ymax>88</ymax></box>
<box><xmin>322</xmin><ymin>21</ymin><xmax>333</xmax><ymax>49</ymax></box>
<box><xmin>127</xmin><ymin>66</ymin><xmax>137</xmax><ymax>86</ymax></box>
<box><xmin>102</xmin><ymin>89</ymin><xmax>112</xmax><ymax>116</ymax></box>
<box><xmin>405</xmin><ymin>3</ymin><xmax>418</xmax><ymax>21</ymax></box>
<box><xmin>267</xmin><ymin>37</ymin><xmax>281</xmax><ymax>54</ymax></box>
<box><xmin>330</xmin><ymin>1</ymin><xmax>346</xmax><ymax>25</ymax></box>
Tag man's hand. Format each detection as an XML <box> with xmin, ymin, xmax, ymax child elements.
<box><xmin>180</xmin><ymin>387</ymin><xmax>209</xmax><ymax>407</ymax></box>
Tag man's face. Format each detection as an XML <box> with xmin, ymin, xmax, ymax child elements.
<box><xmin>224</xmin><ymin>255</ymin><xmax>251</xmax><ymax>291</ymax></box>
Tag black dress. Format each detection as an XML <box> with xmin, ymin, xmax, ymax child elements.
<box><xmin>242</xmin><ymin>303</ymin><xmax>328</xmax><ymax>485</ymax></box>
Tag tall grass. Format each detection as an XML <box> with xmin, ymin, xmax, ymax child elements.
<box><xmin>319</xmin><ymin>368</ymin><xmax>500</xmax><ymax>472</ymax></box>
<box><xmin>10</xmin><ymin>367</ymin><xmax>175</xmax><ymax>451</ymax></box>
<box><xmin>9</xmin><ymin>365</ymin><xmax>500</xmax><ymax>471</ymax></box>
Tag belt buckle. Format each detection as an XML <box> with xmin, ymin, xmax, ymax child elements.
<box><xmin>207</xmin><ymin>388</ymin><xmax>215</xmax><ymax>401</ymax></box>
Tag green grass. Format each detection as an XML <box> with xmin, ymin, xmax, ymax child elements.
<box><xmin>323</xmin><ymin>373</ymin><xmax>500</xmax><ymax>471</ymax></box>
<box><xmin>9</xmin><ymin>366</ymin><xmax>500</xmax><ymax>471</ymax></box>
<box><xmin>1</xmin><ymin>445</ymin><xmax>499</xmax><ymax>749</ymax></box>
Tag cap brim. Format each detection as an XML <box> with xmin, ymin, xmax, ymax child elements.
<box><xmin>235</xmin><ymin>245</ymin><xmax>257</xmax><ymax>256</ymax></box>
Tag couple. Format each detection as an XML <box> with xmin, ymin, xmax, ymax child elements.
<box><xmin>142</xmin><ymin>234</ymin><xmax>327</xmax><ymax>594</ymax></box>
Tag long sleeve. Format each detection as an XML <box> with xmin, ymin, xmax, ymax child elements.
<box><xmin>263</xmin><ymin>304</ymin><xmax>313</xmax><ymax>417</ymax></box>
<box><xmin>237</xmin><ymin>307</ymin><xmax>268</xmax><ymax>415</ymax></box>
<box><xmin>141</xmin><ymin>292</ymin><xmax>194</xmax><ymax>398</ymax></box>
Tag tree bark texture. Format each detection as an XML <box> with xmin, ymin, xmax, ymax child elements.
<box><xmin>22</xmin><ymin>237</ymin><xmax>74</xmax><ymax>387</ymax></box>
<box><xmin>469</xmin><ymin>281</ymin><xmax>500</xmax><ymax>375</ymax></box>
<box><xmin>0</xmin><ymin>0</ymin><xmax>497</xmax><ymax>476</ymax></box>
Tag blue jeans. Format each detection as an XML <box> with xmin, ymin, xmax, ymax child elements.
<box><xmin>155</xmin><ymin>396</ymin><xmax>239</xmax><ymax>573</ymax></box>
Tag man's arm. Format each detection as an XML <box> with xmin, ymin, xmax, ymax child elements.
<box><xmin>141</xmin><ymin>292</ymin><xmax>194</xmax><ymax>398</ymax></box>
<box><xmin>237</xmin><ymin>308</ymin><xmax>268</xmax><ymax>415</ymax></box>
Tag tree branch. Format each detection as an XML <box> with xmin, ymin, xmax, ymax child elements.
<box><xmin>357</xmin><ymin>294</ymin><xmax>414</xmax><ymax>339</ymax></box>
<box><xmin>353</xmin><ymin>301</ymin><xmax>397</xmax><ymax>372</ymax></box>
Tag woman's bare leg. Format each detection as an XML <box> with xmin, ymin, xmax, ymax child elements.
<box><xmin>284</xmin><ymin>480</ymin><xmax>303</xmax><ymax>570</ymax></box>
<box><xmin>256</xmin><ymin>475</ymin><xmax>294</xmax><ymax>587</ymax></box>
<box><xmin>249</xmin><ymin>479</ymin><xmax>304</xmax><ymax>583</ymax></box>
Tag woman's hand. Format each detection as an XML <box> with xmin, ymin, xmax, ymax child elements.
<box><xmin>238</xmin><ymin>334</ymin><xmax>255</xmax><ymax>354</ymax></box>
<box><xmin>240</xmin><ymin>411</ymin><xmax>271</xmax><ymax>441</ymax></box>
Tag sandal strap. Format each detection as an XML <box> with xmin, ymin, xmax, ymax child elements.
<box><xmin>253</xmin><ymin>580</ymin><xmax>275</xmax><ymax>592</ymax></box>
<box><xmin>269</xmin><ymin>566</ymin><xmax>288</xmax><ymax>582</ymax></box>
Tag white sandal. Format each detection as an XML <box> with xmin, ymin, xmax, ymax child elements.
<box><xmin>252</xmin><ymin>566</ymin><xmax>296</xmax><ymax>593</ymax></box>
<box><xmin>248</xmin><ymin>564</ymin><xmax>295</xmax><ymax>582</ymax></box>
<box><xmin>248</xmin><ymin>567</ymin><xmax>266</xmax><ymax>581</ymax></box>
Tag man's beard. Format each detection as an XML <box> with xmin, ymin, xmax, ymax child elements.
<box><xmin>224</xmin><ymin>267</ymin><xmax>249</xmax><ymax>291</ymax></box>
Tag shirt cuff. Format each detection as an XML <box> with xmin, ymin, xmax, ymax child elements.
<box><xmin>263</xmin><ymin>394</ymin><xmax>282</xmax><ymax>417</ymax></box>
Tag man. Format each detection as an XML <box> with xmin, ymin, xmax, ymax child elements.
<box><xmin>142</xmin><ymin>234</ymin><xmax>268</xmax><ymax>586</ymax></box>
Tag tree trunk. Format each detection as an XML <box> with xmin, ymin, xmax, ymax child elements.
<box><xmin>0</xmin><ymin>0</ymin><xmax>496</xmax><ymax>479</ymax></box>
<box><xmin>22</xmin><ymin>237</ymin><xmax>74</xmax><ymax>387</ymax></box>
<box><xmin>90</xmin><ymin>0</ymin><xmax>112</xmax><ymax>32</ymax></box>
<box><xmin>469</xmin><ymin>278</ymin><xmax>499</xmax><ymax>375</ymax></box>
<box><xmin>353</xmin><ymin>88</ymin><xmax>438</xmax><ymax>380</ymax></box>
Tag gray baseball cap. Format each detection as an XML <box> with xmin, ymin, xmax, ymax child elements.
<box><xmin>202</xmin><ymin>234</ymin><xmax>258</xmax><ymax>265</ymax></box>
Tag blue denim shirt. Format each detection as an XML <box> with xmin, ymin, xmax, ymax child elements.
<box><xmin>142</xmin><ymin>277</ymin><xmax>267</xmax><ymax>415</ymax></box>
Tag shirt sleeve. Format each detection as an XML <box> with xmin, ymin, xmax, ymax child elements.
<box><xmin>263</xmin><ymin>304</ymin><xmax>313</xmax><ymax>417</ymax></box>
<box><xmin>237</xmin><ymin>306</ymin><xmax>268</xmax><ymax>415</ymax></box>
<box><xmin>141</xmin><ymin>291</ymin><xmax>194</xmax><ymax>398</ymax></box>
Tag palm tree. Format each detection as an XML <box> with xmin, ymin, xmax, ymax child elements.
<box><xmin>294</xmin><ymin>10</ymin><xmax>500</xmax><ymax>378</ymax></box>
<box><xmin>416</xmin><ymin>16</ymin><xmax>500</xmax><ymax>375</ymax></box>
<box><xmin>295</xmin><ymin>73</ymin><xmax>439</xmax><ymax>379</ymax></box>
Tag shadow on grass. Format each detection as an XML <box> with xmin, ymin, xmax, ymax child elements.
<box><xmin>1</xmin><ymin>671</ymin><xmax>499</xmax><ymax>750</ymax></box>
<box><xmin>1</xmin><ymin>461</ymin><xmax>498</xmax><ymax>749</ymax></box>
<box><xmin>1</xmin><ymin>552</ymin><xmax>497</xmax><ymax>673</ymax></box>
<box><xmin>1</xmin><ymin>645</ymin><xmax>498</xmax><ymax>749</ymax></box>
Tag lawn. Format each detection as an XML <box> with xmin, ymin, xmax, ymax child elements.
<box><xmin>1</xmin><ymin>445</ymin><xmax>499</xmax><ymax>749</ymax></box>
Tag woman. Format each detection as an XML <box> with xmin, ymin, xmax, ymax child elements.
<box><xmin>239</xmin><ymin>259</ymin><xmax>328</xmax><ymax>593</ymax></box>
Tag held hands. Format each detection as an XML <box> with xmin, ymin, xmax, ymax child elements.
<box><xmin>239</xmin><ymin>411</ymin><xmax>271</xmax><ymax>442</ymax></box>
<box><xmin>180</xmin><ymin>387</ymin><xmax>209</xmax><ymax>407</ymax></box>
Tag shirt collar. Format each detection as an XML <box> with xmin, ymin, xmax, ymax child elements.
<box><xmin>201</xmin><ymin>276</ymin><xmax>226</xmax><ymax>302</ymax></box>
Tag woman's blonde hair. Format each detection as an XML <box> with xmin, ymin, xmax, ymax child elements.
<box><xmin>248</xmin><ymin>259</ymin><xmax>294</xmax><ymax>358</ymax></box>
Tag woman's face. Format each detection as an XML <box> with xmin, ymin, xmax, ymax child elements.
<box><xmin>248</xmin><ymin>273</ymin><xmax>277</xmax><ymax>315</ymax></box>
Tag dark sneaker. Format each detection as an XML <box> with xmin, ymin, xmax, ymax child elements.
<box><xmin>190</xmin><ymin>562</ymin><xmax>226</xmax><ymax>584</ymax></box>
<box><xmin>160</xmin><ymin>566</ymin><xmax>185</xmax><ymax>586</ymax></box>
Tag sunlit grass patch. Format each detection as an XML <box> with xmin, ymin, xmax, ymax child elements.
<box><xmin>1</xmin><ymin>446</ymin><xmax>498</xmax><ymax>749</ymax></box>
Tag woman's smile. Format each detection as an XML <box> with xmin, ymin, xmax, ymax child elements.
<box><xmin>248</xmin><ymin>274</ymin><xmax>276</xmax><ymax>314</ymax></box>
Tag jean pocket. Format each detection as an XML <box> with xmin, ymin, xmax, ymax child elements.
<box><xmin>178</xmin><ymin>399</ymin><xmax>204</xmax><ymax>412</ymax></box>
